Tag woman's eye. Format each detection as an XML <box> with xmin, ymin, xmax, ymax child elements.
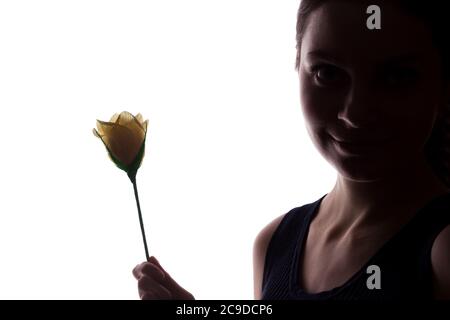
<box><xmin>384</xmin><ymin>68</ymin><xmax>418</xmax><ymax>86</ymax></box>
<box><xmin>311</xmin><ymin>65</ymin><xmax>343</xmax><ymax>85</ymax></box>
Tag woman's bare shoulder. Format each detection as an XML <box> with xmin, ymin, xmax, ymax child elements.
<box><xmin>254</xmin><ymin>213</ymin><xmax>287</xmax><ymax>249</ymax></box>
<box><xmin>252</xmin><ymin>212</ymin><xmax>287</xmax><ymax>299</ymax></box>
<box><xmin>431</xmin><ymin>224</ymin><xmax>450</xmax><ymax>299</ymax></box>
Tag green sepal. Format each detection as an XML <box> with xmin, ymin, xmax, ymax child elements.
<box><xmin>97</xmin><ymin>129</ymin><xmax>148</xmax><ymax>182</ymax></box>
<box><xmin>127</xmin><ymin>141</ymin><xmax>146</xmax><ymax>183</ymax></box>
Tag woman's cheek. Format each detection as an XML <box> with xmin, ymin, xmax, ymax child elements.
<box><xmin>300</xmin><ymin>80</ymin><xmax>339</xmax><ymax>157</ymax></box>
<box><xmin>300</xmin><ymin>79</ymin><xmax>338</xmax><ymax>126</ymax></box>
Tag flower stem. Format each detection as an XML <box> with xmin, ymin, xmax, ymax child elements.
<box><xmin>130</xmin><ymin>175</ymin><xmax>150</xmax><ymax>262</ymax></box>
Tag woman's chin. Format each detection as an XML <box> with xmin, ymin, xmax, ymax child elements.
<box><xmin>333</xmin><ymin>157</ymin><xmax>398</xmax><ymax>183</ymax></box>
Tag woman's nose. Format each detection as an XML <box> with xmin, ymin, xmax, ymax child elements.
<box><xmin>337</xmin><ymin>82</ymin><xmax>380</xmax><ymax>129</ymax></box>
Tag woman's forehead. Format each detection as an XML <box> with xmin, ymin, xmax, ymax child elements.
<box><xmin>301</xmin><ymin>1</ymin><xmax>438</xmax><ymax>65</ymax></box>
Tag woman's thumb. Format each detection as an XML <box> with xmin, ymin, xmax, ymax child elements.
<box><xmin>149</xmin><ymin>256</ymin><xmax>188</xmax><ymax>294</ymax></box>
<box><xmin>149</xmin><ymin>256</ymin><xmax>173</xmax><ymax>281</ymax></box>
<box><xmin>149</xmin><ymin>256</ymin><xmax>164</xmax><ymax>272</ymax></box>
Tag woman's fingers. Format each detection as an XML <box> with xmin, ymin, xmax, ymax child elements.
<box><xmin>133</xmin><ymin>256</ymin><xmax>195</xmax><ymax>300</ymax></box>
<box><xmin>146</xmin><ymin>258</ymin><xmax>193</xmax><ymax>299</ymax></box>
<box><xmin>138</xmin><ymin>275</ymin><xmax>172</xmax><ymax>299</ymax></box>
<box><xmin>133</xmin><ymin>263</ymin><xmax>165</xmax><ymax>283</ymax></box>
<box><xmin>132</xmin><ymin>264</ymin><xmax>141</xmax><ymax>280</ymax></box>
<box><xmin>141</xmin><ymin>262</ymin><xmax>165</xmax><ymax>281</ymax></box>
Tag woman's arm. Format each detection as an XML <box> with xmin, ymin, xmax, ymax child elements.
<box><xmin>431</xmin><ymin>224</ymin><xmax>450</xmax><ymax>299</ymax></box>
<box><xmin>252</xmin><ymin>214</ymin><xmax>286</xmax><ymax>299</ymax></box>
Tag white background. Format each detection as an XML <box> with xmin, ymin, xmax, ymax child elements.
<box><xmin>0</xmin><ymin>0</ymin><xmax>335</xmax><ymax>299</ymax></box>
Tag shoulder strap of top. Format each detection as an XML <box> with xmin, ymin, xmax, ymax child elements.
<box><xmin>262</xmin><ymin>195</ymin><xmax>326</xmax><ymax>289</ymax></box>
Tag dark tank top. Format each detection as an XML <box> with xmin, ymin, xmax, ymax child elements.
<box><xmin>261</xmin><ymin>192</ymin><xmax>450</xmax><ymax>300</ymax></box>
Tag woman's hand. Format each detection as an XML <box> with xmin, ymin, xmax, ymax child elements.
<box><xmin>133</xmin><ymin>256</ymin><xmax>195</xmax><ymax>300</ymax></box>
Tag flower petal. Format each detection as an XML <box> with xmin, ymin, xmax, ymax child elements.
<box><xmin>116</xmin><ymin>111</ymin><xmax>134</xmax><ymax>126</ymax></box>
<box><xmin>93</xmin><ymin>128</ymin><xmax>101</xmax><ymax>138</ymax></box>
<box><xmin>96</xmin><ymin>119</ymin><xmax>109</xmax><ymax>136</ymax></box>
<box><xmin>135</xmin><ymin>113</ymin><xmax>144</xmax><ymax>124</ymax></box>
<box><xmin>142</xmin><ymin>119</ymin><xmax>149</xmax><ymax>132</ymax></box>
<box><xmin>117</xmin><ymin>111</ymin><xmax>146</xmax><ymax>137</ymax></box>
<box><xmin>110</xmin><ymin>113</ymin><xmax>120</xmax><ymax>123</ymax></box>
<box><xmin>99</xmin><ymin>122</ymin><xmax>143</xmax><ymax>166</ymax></box>
<box><xmin>134</xmin><ymin>113</ymin><xmax>147</xmax><ymax>131</ymax></box>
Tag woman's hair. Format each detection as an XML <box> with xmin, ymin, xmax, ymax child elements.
<box><xmin>294</xmin><ymin>0</ymin><xmax>450</xmax><ymax>187</ymax></box>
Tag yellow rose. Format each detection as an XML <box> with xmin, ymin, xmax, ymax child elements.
<box><xmin>93</xmin><ymin>111</ymin><xmax>149</xmax><ymax>179</ymax></box>
<box><xmin>93</xmin><ymin>111</ymin><xmax>151</xmax><ymax>261</ymax></box>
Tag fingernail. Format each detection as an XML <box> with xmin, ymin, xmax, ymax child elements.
<box><xmin>157</xmin><ymin>267</ymin><xmax>165</xmax><ymax>279</ymax></box>
<box><xmin>150</xmin><ymin>256</ymin><xmax>159</xmax><ymax>264</ymax></box>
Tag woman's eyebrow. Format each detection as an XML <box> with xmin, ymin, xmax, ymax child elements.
<box><xmin>307</xmin><ymin>50</ymin><xmax>421</xmax><ymax>66</ymax></box>
<box><xmin>306</xmin><ymin>50</ymin><xmax>344</xmax><ymax>64</ymax></box>
<box><xmin>377</xmin><ymin>54</ymin><xmax>423</xmax><ymax>67</ymax></box>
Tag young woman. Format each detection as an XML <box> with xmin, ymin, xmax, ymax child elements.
<box><xmin>133</xmin><ymin>0</ymin><xmax>450</xmax><ymax>300</ymax></box>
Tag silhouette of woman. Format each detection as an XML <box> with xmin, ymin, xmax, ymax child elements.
<box><xmin>133</xmin><ymin>0</ymin><xmax>450</xmax><ymax>300</ymax></box>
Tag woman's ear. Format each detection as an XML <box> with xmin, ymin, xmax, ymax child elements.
<box><xmin>447</xmin><ymin>82</ymin><xmax>450</xmax><ymax>109</ymax></box>
<box><xmin>446</xmin><ymin>84</ymin><xmax>450</xmax><ymax>122</ymax></box>
<box><xmin>438</xmin><ymin>81</ymin><xmax>450</xmax><ymax>122</ymax></box>
<box><xmin>445</xmin><ymin>80</ymin><xmax>450</xmax><ymax>104</ymax></box>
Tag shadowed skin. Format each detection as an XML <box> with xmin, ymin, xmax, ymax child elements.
<box><xmin>296</xmin><ymin>0</ymin><xmax>450</xmax><ymax>294</ymax></box>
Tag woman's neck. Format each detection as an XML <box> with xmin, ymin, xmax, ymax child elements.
<box><xmin>318</xmin><ymin>153</ymin><xmax>450</xmax><ymax>238</ymax></box>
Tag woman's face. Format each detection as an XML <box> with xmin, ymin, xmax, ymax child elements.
<box><xmin>299</xmin><ymin>0</ymin><xmax>449</xmax><ymax>182</ymax></box>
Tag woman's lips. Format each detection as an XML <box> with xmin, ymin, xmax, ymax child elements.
<box><xmin>330</xmin><ymin>134</ymin><xmax>390</xmax><ymax>155</ymax></box>
<box><xmin>336</xmin><ymin>139</ymin><xmax>386</xmax><ymax>145</ymax></box>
